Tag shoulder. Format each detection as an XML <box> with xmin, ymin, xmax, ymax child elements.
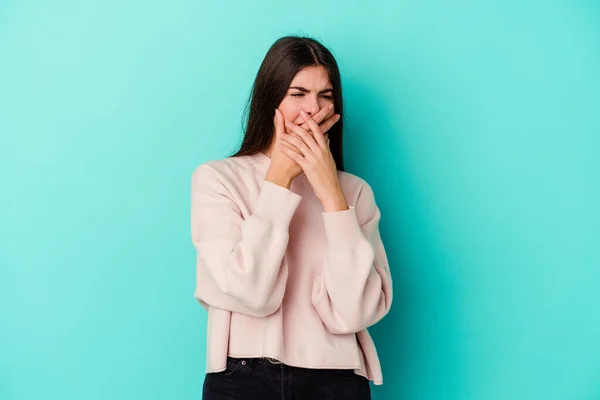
<box><xmin>336</xmin><ymin>170</ymin><xmax>380</xmax><ymax>222</ymax></box>
<box><xmin>336</xmin><ymin>170</ymin><xmax>375</xmax><ymax>200</ymax></box>
<box><xmin>191</xmin><ymin>155</ymin><xmax>257</xmax><ymax>186</ymax></box>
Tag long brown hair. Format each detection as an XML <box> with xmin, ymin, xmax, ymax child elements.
<box><xmin>230</xmin><ymin>35</ymin><xmax>345</xmax><ymax>171</ymax></box>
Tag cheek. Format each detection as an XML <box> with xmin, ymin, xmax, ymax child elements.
<box><xmin>277</xmin><ymin>100</ymin><xmax>302</xmax><ymax>124</ymax></box>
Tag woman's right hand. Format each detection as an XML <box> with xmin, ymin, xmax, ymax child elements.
<box><xmin>266</xmin><ymin>107</ymin><xmax>339</xmax><ymax>188</ymax></box>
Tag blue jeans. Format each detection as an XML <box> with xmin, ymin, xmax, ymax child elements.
<box><xmin>202</xmin><ymin>356</ymin><xmax>372</xmax><ymax>400</ymax></box>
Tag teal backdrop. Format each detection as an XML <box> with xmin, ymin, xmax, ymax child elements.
<box><xmin>1</xmin><ymin>1</ymin><xmax>599</xmax><ymax>399</ymax></box>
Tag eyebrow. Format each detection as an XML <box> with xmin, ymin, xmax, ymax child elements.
<box><xmin>289</xmin><ymin>86</ymin><xmax>333</xmax><ymax>94</ymax></box>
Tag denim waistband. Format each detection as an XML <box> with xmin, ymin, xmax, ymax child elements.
<box><xmin>227</xmin><ymin>356</ymin><xmax>283</xmax><ymax>367</ymax></box>
<box><xmin>263</xmin><ymin>357</ymin><xmax>282</xmax><ymax>364</ymax></box>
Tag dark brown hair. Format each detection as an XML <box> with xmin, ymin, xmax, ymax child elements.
<box><xmin>230</xmin><ymin>35</ymin><xmax>345</xmax><ymax>171</ymax></box>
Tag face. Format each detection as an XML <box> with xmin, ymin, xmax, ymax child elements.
<box><xmin>277</xmin><ymin>65</ymin><xmax>335</xmax><ymax>125</ymax></box>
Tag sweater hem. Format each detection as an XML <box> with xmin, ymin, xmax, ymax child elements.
<box><xmin>207</xmin><ymin>352</ymin><xmax>376</xmax><ymax>382</ymax></box>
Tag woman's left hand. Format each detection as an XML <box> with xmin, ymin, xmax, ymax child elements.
<box><xmin>279</xmin><ymin>110</ymin><xmax>349</xmax><ymax>212</ymax></box>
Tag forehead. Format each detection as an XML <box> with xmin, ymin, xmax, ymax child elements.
<box><xmin>290</xmin><ymin>66</ymin><xmax>331</xmax><ymax>87</ymax></box>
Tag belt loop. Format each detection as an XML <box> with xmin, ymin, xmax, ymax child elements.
<box><xmin>245</xmin><ymin>358</ymin><xmax>256</xmax><ymax>369</ymax></box>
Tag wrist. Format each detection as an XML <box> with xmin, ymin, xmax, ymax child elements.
<box><xmin>265</xmin><ymin>170</ymin><xmax>292</xmax><ymax>189</ymax></box>
<box><xmin>321</xmin><ymin>191</ymin><xmax>348</xmax><ymax>212</ymax></box>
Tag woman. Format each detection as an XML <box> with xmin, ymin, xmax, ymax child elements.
<box><xmin>191</xmin><ymin>35</ymin><xmax>393</xmax><ymax>400</ymax></box>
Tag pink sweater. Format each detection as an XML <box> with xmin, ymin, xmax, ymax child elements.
<box><xmin>190</xmin><ymin>151</ymin><xmax>393</xmax><ymax>385</ymax></box>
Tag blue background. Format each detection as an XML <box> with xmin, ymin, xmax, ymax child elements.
<box><xmin>1</xmin><ymin>1</ymin><xmax>599</xmax><ymax>399</ymax></box>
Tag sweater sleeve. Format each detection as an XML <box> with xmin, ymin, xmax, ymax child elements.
<box><xmin>190</xmin><ymin>163</ymin><xmax>302</xmax><ymax>317</ymax></box>
<box><xmin>311</xmin><ymin>180</ymin><xmax>393</xmax><ymax>334</ymax></box>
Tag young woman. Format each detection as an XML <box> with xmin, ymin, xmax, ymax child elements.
<box><xmin>191</xmin><ymin>35</ymin><xmax>393</xmax><ymax>400</ymax></box>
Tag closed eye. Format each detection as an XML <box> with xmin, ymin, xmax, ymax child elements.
<box><xmin>291</xmin><ymin>94</ymin><xmax>333</xmax><ymax>99</ymax></box>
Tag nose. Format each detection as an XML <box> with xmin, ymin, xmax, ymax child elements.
<box><xmin>302</xmin><ymin>95</ymin><xmax>320</xmax><ymax>116</ymax></box>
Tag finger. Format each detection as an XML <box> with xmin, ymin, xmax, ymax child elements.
<box><xmin>274</xmin><ymin>108</ymin><xmax>285</xmax><ymax>136</ymax></box>
<box><xmin>299</xmin><ymin>104</ymin><xmax>334</xmax><ymax>131</ymax></box>
<box><xmin>280</xmin><ymin>131</ymin><xmax>312</xmax><ymax>157</ymax></box>
<box><xmin>280</xmin><ymin>142</ymin><xmax>307</xmax><ymax>169</ymax></box>
<box><xmin>278</xmin><ymin>109</ymin><xmax>305</xmax><ymax>149</ymax></box>
<box><xmin>311</xmin><ymin>103</ymin><xmax>334</xmax><ymax>125</ymax></box>
<box><xmin>280</xmin><ymin>128</ymin><xmax>303</xmax><ymax>154</ymax></box>
<box><xmin>280</xmin><ymin>138</ymin><xmax>302</xmax><ymax>157</ymax></box>
<box><xmin>299</xmin><ymin>111</ymin><xmax>327</xmax><ymax>149</ymax></box>
<box><xmin>284</xmin><ymin>125</ymin><xmax>304</xmax><ymax>142</ymax></box>
<box><xmin>284</xmin><ymin>120</ymin><xmax>320</xmax><ymax>155</ymax></box>
<box><xmin>318</xmin><ymin>113</ymin><xmax>341</xmax><ymax>135</ymax></box>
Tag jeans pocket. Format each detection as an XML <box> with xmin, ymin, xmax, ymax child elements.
<box><xmin>212</xmin><ymin>358</ymin><xmax>242</xmax><ymax>377</ymax></box>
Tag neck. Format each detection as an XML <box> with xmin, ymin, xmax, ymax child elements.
<box><xmin>263</xmin><ymin>139</ymin><xmax>276</xmax><ymax>158</ymax></box>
